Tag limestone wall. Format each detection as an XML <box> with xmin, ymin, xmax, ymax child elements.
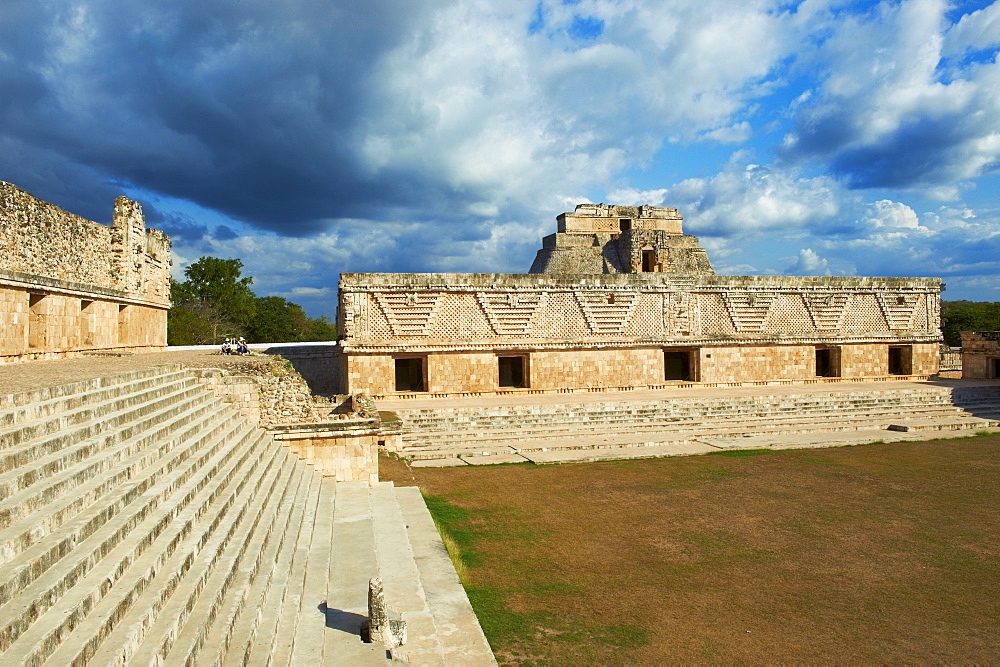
<box><xmin>263</xmin><ymin>344</ymin><xmax>339</xmax><ymax>394</ymax></box>
<box><xmin>0</xmin><ymin>182</ymin><xmax>171</xmax><ymax>361</ymax></box>
<box><xmin>338</xmin><ymin>273</ymin><xmax>942</xmax><ymax>350</ymax></box>
<box><xmin>338</xmin><ymin>272</ymin><xmax>943</xmax><ymax>396</ymax></box>
<box><xmin>960</xmin><ymin>332</ymin><xmax>1000</xmax><ymax>379</ymax></box>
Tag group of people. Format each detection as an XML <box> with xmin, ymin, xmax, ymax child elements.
<box><xmin>221</xmin><ymin>337</ymin><xmax>250</xmax><ymax>355</ymax></box>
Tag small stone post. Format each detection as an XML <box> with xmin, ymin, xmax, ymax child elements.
<box><xmin>364</xmin><ymin>577</ymin><xmax>407</xmax><ymax>647</ymax></box>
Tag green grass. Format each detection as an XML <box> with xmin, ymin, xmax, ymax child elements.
<box><xmin>399</xmin><ymin>436</ymin><xmax>1000</xmax><ymax>664</ymax></box>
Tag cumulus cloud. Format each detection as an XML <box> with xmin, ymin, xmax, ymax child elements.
<box><xmin>778</xmin><ymin>0</ymin><xmax>1000</xmax><ymax>190</ymax></box>
<box><xmin>665</xmin><ymin>160</ymin><xmax>843</xmax><ymax>237</ymax></box>
<box><xmin>786</xmin><ymin>248</ymin><xmax>830</xmax><ymax>276</ymax></box>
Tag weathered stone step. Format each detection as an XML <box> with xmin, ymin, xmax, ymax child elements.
<box><xmin>268</xmin><ymin>463</ymin><xmax>326</xmax><ymax>663</ymax></box>
<box><xmin>371</xmin><ymin>481</ymin><xmax>445</xmax><ymax>665</ymax></box>
<box><xmin>30</xmin><ymin>425</ymin><xmax>277</xmax><ymax>665</ymax></box>
<box><xmin>394</xmin><ymin>395</ymin><xmax>966</xmax><ymax>431</ymax></box>
<box><xmin>0</xmin><ymin>374</ymin><xmax>202</xmax><ymax>473</ymax></box>
<box><xmin>0</xmin><ymin>394</ymin><xmax>236</xmax><ymax>577</ymax></box>
<box><xmin>394</xmin><ymin>485</ymin><xmax>496</xmax><ymax>665</ymax></box>
<box><xmin>400</xmin><ymin>415</ymin><xmax>999</xmax><ymax>460</ymax></box>
<box><xmin>398</xmin><ymin>406</ymin><xmax>976</xmax><ymax>446</ymax></box>
<box><xmin>0</xmin><ymin>416</ymin><xmax>260</xmax><ymax>658</ymax></box>
<box><xmin>207</xmin><ymin>458</ymin><xmax>312</xmax><ymax>665</ymax></box>
<box><xmin>324</xmin><ymin>480</ymin><xmax>386</xmax><ymax>665</ymax></box>
<box><xmin>0</xmin><ymin>370</ymin><xmax>196</xmax><ymax>452</ymax></box>
<box><xmin>887</xmin><ymin>417</ymin><xmax>1000</xmax><ymax>432</ymax></box>
<box><xmin>288</xmin><ymin>476</ymin><xmax>337</xmax><ymax>665</ymax></box>
<box><xmin>398</xmin><ymin>406</ymin><xmax>980</xmax><ymax>448</ymax></box>
<box><xmin>0</xmin><ymin>364</ymin><xmax>185</xmax><ymax>417</ymax></box>
<box><xmin>0</xmin><ymin>382</ymin><xmax>219</xmax><ymax>526</ymax></box>
<box><xmin>93</xmin><ymin>438</ymin><xmax>294</xmax><ymax>666</ymax></box>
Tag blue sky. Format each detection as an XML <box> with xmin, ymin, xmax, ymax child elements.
<box><xmin>2</xmin><ymin>0</ymin><xmax>999</xmax><ymax>318</ymax></box>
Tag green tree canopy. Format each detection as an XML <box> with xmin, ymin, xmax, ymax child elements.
<box><xmin>941</xmin><ymin>300</ymin><xmax>1000</xmax><ymax>347</ymax></box>
<box><xmin>167</xmin><ymin>256</ymin><xmax>337</xmax><ymax>346</ymax></box>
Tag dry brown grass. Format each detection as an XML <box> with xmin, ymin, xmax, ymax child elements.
<box><xmin>380</xmin><ymin>438</ymin><xmax>1000</xmax><ymax>664</ymax></box>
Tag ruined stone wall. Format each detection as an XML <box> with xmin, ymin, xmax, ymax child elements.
<box><xmin>960</xmin><ymin>332</ymin><xmax>1000</xmax><ymax>379</ymax></box>
<box><xmin>0</xmin><ymin>182</ymin><xmax>171</xmax><ymax>361</ymax></box>
<box><xmin>262</xmin><ymin>344</ymin><xmax>339</xmax><ymax>394</ymax></box>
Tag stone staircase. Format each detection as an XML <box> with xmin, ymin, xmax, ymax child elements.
<box><xmin>385</xmin><ymin>384</ymin><xmax>1000</xmax><ymax>465</ymax></box>
<box><xmin>0</xmin><ymin>365</ymin><xmax>494</xmax><ymax>665</ymax></box>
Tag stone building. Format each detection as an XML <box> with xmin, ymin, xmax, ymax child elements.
<box><xmin>960</xmin><ymin>331</ymin><xmax>1000</xmax><ymax>379</ymax></box>
<box><xmin>0</xmin><ymin>182</ymin><xmax>171</xmax><ymax>362</ymax></box>
<box><xmin>337</xmin><ymin>204</ymin><xmax>943</xmax><ymax>396</ymax></box>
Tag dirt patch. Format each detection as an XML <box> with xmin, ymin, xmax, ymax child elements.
<box><xmin>380</xmin><ymin>438</ymin><xmax>1000</xmax><ymax>663</ymax></box>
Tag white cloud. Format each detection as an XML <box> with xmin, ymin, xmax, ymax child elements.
<box><xmin>786</xmin><ymin>248</ymin><xmax>830</xmax><ymax>275</ymax></box>
<box><xmin>862</xmin><ymin>200</ymin><xmax>922</xmax><ymax>229</ymax></box>
<box><xmin>664</xmin><ymin>159</ymin><xmax>842</xmax><ymax>236</ymax></box>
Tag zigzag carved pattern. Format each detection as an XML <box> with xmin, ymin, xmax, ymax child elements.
<box><xmin>802</xmin><ymin>294</ymin><xmax>849</xmax><ymax>330</ymax></box>
<box><xmin>574</xmin><ymin>291</ymin><xmax>640</xmax><ymax>334</ymax></box>
<box><xmin>373</xmin><ymin>292</ymin><xmax>440</xmax><ymax>336</ymax></box>
<box><xmin>721</xmin><ymin>293</ymin><xmax>777</xmax><ymax>331</ymax></box>
<box><xmin>875</xmin><ymin>293</ymin><xmax>920</xmax><ymax>331</ymax></box>
<box><xmin>476</xmin><ymin>292</ymin><xmax>546</xmax><ymax>335</ymax></box>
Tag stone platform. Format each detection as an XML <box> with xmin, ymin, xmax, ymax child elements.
<box><xmin>379</xmin><ymin>378</ymin><xmax>1000</xmax><ymax>466</ymax></box>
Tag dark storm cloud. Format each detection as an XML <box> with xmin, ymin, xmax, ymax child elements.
<box><xmin>0</xmin><ymin>0</ymin><xmax>453</xmax><ymax>234</ymax></box>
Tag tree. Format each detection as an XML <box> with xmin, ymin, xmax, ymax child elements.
<box><xmin>181</xmin><ymin>257</ymin><xmax>257</xmax><ymax>327</ymax></box>
<box><xmin>941</xmin><ymin>300</ymin><xmax>1000</xmax><ymax>346</ymax></box>
<box><xmin>301</xmin><ymin>315</ymin><xmax>337</xmax><ymax>341</ymax></box>
<box><xmin>248</xmin><ymin>296</ymin><xmax>308</xmax><ymax>342</ymax></box>
<box><xmin>167</xmin><ymin>256</ymin><xmax>336</xmax><ymax>345</ymax></box>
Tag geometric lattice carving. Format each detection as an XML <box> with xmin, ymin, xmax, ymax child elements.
<box><xmin>875</xmin><ymin>293</ymin><xmax>920</xmax><ymax>331</ymax></box>
<box><xmin>373</xmin><ymin>292</ymin><xmax>441</xmax><ymax>336</ymax></box>
<box><xmin>802</xmin><ymin>293</ymin><xmax>849</xmax><ymax>330</ymax></box>
<box><xmin>476</xmin><ymin>292</ymin><xmax>546</xmax><ymax>335</ymax></box>
<box><xmin>574</xmin><ymin>291</ymin><xmax>640</xmax><ymax>333</ymax></box>
<box><xmin>720</xmin><ymin>292</ymin><xmax>777</xmax><ymax>331</ymax></box>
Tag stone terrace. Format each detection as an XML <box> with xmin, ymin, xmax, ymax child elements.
<box><xmin>378</xmin><ymin>378</ymin><xmax>1000</xmax><ymax>466</ymax></box>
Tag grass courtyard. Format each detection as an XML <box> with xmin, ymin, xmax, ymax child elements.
<box><xmin>380</xmin><ymin>436</ymin><xmax>1000</xmax><ymax>664</ymax></box>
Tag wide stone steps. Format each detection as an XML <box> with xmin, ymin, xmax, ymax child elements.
<box><xmin>395</xmin><ymin>389</ymin><xmax>991</xmax><ymax>431</ymax></box>
<box><xmin>391</xmin><ymin>384</ymin><xmax>1000</xmax><ymax>462</ymax></box>
<box><xmin>399</xmin><ymin>405</ymin><xmax>981</xmax><ymax>448</ymax></box>
<box><xmin>0</xmin><ymin>364</ymin><xmax>494</xmax><ymax>665</ymax></box>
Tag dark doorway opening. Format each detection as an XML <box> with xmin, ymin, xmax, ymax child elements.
<box><xmin>117</xmin><ymin>304</ymin><xmax>129</xmax><ymax>345</ymax></box>
<box><xmin>394</xmin><ymin>358</ymin><xmax>425</xmax><ymax>392</ymax></box>
<box><xmin>815</xmin><ymin>348</ymin><xmax>840</xmax><ymax>377</ymax></box>
<box><xmin>498</xmin><ymin>356</ymin><xmax>526</xmax><ymax>388</ymax></box>
<box><xmin>28</xmin><ymin>294</ymin><xmax>46</xmax><ymax>349</ymax></box>
<box><xmin>993</xmin><ymin>358</ymin><xmax>1000</xmax><ymax>379</ymax></box>
<box><xmin>641</xmin><ymin>249</ymin><xmax>656</xmax><ymax>272</ymax></box>
<box><xmin>664</xmin><ymin>350</ymin><xmax>692</xmax><ymax>381</ymax></box>
<box><xmin>619</xmin><ymin>218</ymin><xmax>631</xmax><ymax>232</ymax></box>
<box><xmin>888</xmin><ymin>346</ymin><xmax>911</xmax><ymax>375</ymax></box>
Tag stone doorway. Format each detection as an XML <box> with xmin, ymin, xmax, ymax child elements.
<box><xmin>498</xmin><ymin>355</ymin><xmax>527</xmax><ymax>388</ymax></box>
<box><xmin>815</xmin><ymin>347</ymin><xmax>841</xmax><ymax>377</ymax></box>
<box><xmin>664</xmin><ymin>349</ymin><xmax>695</xmax><ymax>381</ymax></box>
<box><xmin>394</xmin><ymin>358</ymin><xmax>425</xmax><ymax>392</ymax></box>
<box><xmin>28</xmin><ymin>294</ymin><xmax>46</xmax><ymax>349</ymax></box>
<box><xmin>888</xmin><ymin>345</ymin><xmax>912</xmax><ymax>375</ymax></box>
<box><xmin>641</xmin><ymin>249</ymin><xmax>656</xmax><ymax>272</ymax></box>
